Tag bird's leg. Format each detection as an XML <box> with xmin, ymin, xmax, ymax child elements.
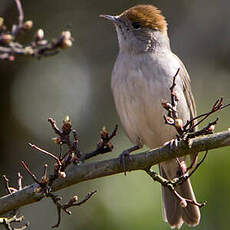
<box><xmin>175</xmin><ymin>159</ymin><xmax>187</xmax><ymax>177</ymax></box>
<box><xmin>163</xmin><ymin>139</ymin><xmax>187</xmax><ymax>176</ymax></box>
<box><xmin>120</xmin><ymin>144</ymin><xmax>142</xmax><ymax>176</ymax></box>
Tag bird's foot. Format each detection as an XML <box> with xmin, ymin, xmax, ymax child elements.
<box><xmin>164</xmin><ymin>139</ymin><xmax>188</xmax><ymax>176</ymax></box>
<box><xmin>119</xmin><ymin>150</ymin><xmax>130</xmax><ymax>176</ymax></box>
<box><xmin>119</xmin><ymin>145</ymin><xmax>141</xmax><ymax>176</ymax></box>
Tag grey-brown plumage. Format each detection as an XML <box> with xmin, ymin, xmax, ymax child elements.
<box><xmin>101</xmin><ymin>4</ymin><xmax>200</xmax><ymax>228</ymax></box>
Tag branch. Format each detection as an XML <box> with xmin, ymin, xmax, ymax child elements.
<box><xmin>0</xmin><ymin>129</ymin><xmax>230</xmax><ymax>215</ymax></box>
<box><xmin>0</xmin><ymin>0</ymin><xmax>73</xmax><ymax>60</ymax></box>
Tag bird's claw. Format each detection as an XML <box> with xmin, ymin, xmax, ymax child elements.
<box><xmin>163</xmin><ymin>139</ymin><xmax>178</xmax><ymax>150</ymax></box>
<box><xmin>119</xmin><ymin>144</ymin><xmax>141</xmax><ymax>176</ymax></box>
<box><xmin>119</xmin><ymin>150</ymin><xmax>130</xmax><ymax>176</ymax></box>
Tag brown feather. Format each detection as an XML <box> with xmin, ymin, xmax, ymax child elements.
<box><xmin>120</xmin><ymin>5</ymin><xmax>168</xmax><ymax>34</ymax></box>
<box><xmin>174</xmin><ymin>54</ymin><xmax>198</xmax><ymax>164</ymax></box>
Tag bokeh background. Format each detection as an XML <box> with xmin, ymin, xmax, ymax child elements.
<box><xmin>0</xmin><ymin>0</ymin><xmax>230</xmax><ymax>229</ymax></box>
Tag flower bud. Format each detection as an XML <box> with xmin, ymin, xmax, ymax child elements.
<box><xmin>1</xmin><ymin>34</ymin><xmax>13</xmax><ymax>44</ymax></box>
<box><xmin>52</xmin><ymin>137</ymin><xmax>62</xmax><ymax>144</ymax></box>
<box><xmin>62</xmin><ymin>115</ymin><xmax>72</xmax><ymax>133</ymax></box>
<box><xmin>34</xmin><ymin>187</ymin><xmax>42</xmax><ymax>193</ymax></box>
<box><xmin>24</xmin><ymin>20</ymin><xmax>33</xmax><ymax>30</ymax></box>
<box><xmin>24</xmin><ymin>46</ymin><xmax>34</xmax><ymax>55</ymax></box>
<box><xmin>41</xmin><ymin>176</ymin><xmax>48</xmax><ymax>184</ymax></box>
<box><xmin>72</xmin><ymin>195</ymin><xmax>78</xmax><ymax>202</ymax></box>
<box><xmin>0</xmin><ymin>17</ymin><xmax>4</xmax><ymax>28</ymax></box>
<box><xmin>35</xmin><ymin>29</ymin><xmax>44</xmax><ymax>40</ymax></box>
<box><xmin>165</xmin><ymin>116</ymin><xmax>174</xmax><ymax>124</ymax></box>
<box><xmin>64</xmin><ymin>115</ymin><xmax>70</xmax><ymax>122</ymax></box>
<box><xmin>8</xmin><ymin>55</ymin><xmax>15</xmax><ymax>61</ymax></box>
<box><xmin>62</xmin><ymin>31</ymin><xmax>71</xmax><ymax>40</ymax></box>
<box><xmin>100</xmin><ymin>126</ymin><xmax>108</xmax><ymax>136</ymax></box>
<box><xmin>175</xmin><ymin>119</ymin><xmax>183</xmax><ymax>129</ymax></box>
<box><xmin>107</xmin><ymin>142</ymin><xmax>113</xmax><ymax>149</ymax></box>
<box><xmin>180</xmin><ymin>199</ymin><xmax>187</xmax><ymax>208</ymax></box>
<box><xmin>207</xmin><ymin>125</ymin><xmax>215</xmax><ymax>133</ymax></box>
<box><xmin>59</xmin><ymin>171</ymin><xmax>66</xmax><ymax>178</ymax></box>
<box><xmin>61</xmin><ymin>39</ymin><xmax>72</xmax><ymax>49</ymax></box>
<box><xmin>161</xmin><ymin>101</ymin><xmax>172</xmax><ymax>110</ymax></box>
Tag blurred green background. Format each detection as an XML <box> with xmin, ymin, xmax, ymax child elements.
<box><xmin>0</xmin><ymin>0</ymin><xmax>230</xmax><ymax>229</ymax></box>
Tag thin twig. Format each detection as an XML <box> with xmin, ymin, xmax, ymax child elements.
<box><xmin>0</xmin><ymin>1</ymin><xmax>73</xmax><ymax>60</ymax></box>
<box><xmin>0</xmin><ymin>130</ymin><xmax>230</xmax><ymax>215</ymax></box>
<box><xmin>13</xmin><ymin>0</ymin><xmax>24</xmax><ymax>36</ymax></box>
<box><xmin>2</xmin><ymin>175</ymin><xmax>12</xmax><ymax>194</ymax></box>
<box><xmin>63</xmin><ymin>190</ymin><xmax>96</xmax><ymax>208</ymax></box>
<box><xmin>28</xmin><ymin>143</ymin><xmax>62</xmax><ymax>166</ymax></box>
<box><xmin>184</xmin><ymin>98</ymin><xmax>230</xmax><ymax>133</ymax></box>
<box><xmin>21</xmin><ymin>161</ymin><xmax>40</xmax><ymax>185</ymax></box>
<box><xmin>145</xmin><ymin>169</ymin><xmax>206</xmax><ymax>208</ymax></box>
<box><xmin>0</xmin><ymin>215</ymin><xmax>29</xmax><ymax>230</ymax></box>
<box><xmin>184</xmin><ymin>150</ymin><xmax>208</xmax><ymax>181</ymax></box>
<box><xmin>170</xmin><ymin>68</ymin><xmax>180</xmax><ymax>108</ymax></box>
<box><xmin>49</xmin><ymin>190</ymin><xmax>96</xmax><ymax>228</ymax></box>
<box><xmin>80</xmin><ymin>125</ymin><xmax>118</xmax><ymax>161</ymax></box>
<box><xmin>48</xmin><ymin>118</ymin><xmax>62</xmax><ymax>136</ymax></box>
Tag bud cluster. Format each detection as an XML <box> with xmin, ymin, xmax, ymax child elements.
<box><xmin>0</xmin><ymin>1</ymin><xmax>74</xmax><ymax>61</ymax></box>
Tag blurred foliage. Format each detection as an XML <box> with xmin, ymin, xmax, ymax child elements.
<box><xmin>0</xmin><ymin>0</ymin><xmax>230</xmax><ymax>229</ymax></box>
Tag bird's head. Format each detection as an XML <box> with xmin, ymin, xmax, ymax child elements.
<box><xmin>100</xmin><ymin>5</ymin><xmax>170</xmax><ymax>54</ymax></box>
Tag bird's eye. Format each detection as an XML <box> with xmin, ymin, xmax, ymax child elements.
<box><xmin>132</xmin><ymin>22</ymin><xmax>141</xmax><ymax>29</ymax></box>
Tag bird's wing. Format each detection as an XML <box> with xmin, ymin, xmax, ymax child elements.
<box><xmin>173</xmin><ymin>54</ymin><xmax>198</xmax><ymax>163</ymax></box>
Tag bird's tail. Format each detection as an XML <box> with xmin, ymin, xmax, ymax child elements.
<box><xmin>159</xmin><ymin>160</ymin><xmax>200</xmax><ymax>229</ymax></box>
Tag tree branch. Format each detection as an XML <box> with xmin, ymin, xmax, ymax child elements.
<box><xmin>0</xmin><ymin>129</ymin><xmax>230</xmax><ymax>215</ymax></box>
<box><xmin>0</xmin><ymin>0</ymin><xmax>73</xmax><ymax>60</ymax></box>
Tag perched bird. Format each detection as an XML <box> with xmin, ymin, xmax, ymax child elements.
<box><xmin>100</xmin><ymin>4</ymin><xmax>200</xmax><ymax>229</ymax></box>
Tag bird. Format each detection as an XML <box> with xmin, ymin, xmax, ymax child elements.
<box><xmin>100</xmin><ymin>4</ymin><xmax>200</xmax><ymax>229</ymax></box>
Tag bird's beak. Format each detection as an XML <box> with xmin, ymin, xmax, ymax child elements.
<box><xmin>99</xmin><ymin>14</ymin><xmax>119</xmax><ymax>23</ymax></box>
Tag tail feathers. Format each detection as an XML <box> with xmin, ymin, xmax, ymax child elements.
<box><xmin>161</xmin><ymin>183</ymin><xmax>183</xmax><ymax>229</ymax></box>
<box><xmin>159</xmin><ymin>163</ymin><xmax>200</xmax><ymax>229</ymax></box>
<box><xmin>179</xmin><ymin>180</ymin><xmax>200</xmax><ymax>226</ymax></box>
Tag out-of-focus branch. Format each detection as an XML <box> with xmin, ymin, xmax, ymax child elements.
<box><xmin>0</xmin><ymin>0</ymin><xmax>73</xmax><ymax>60</ymax></box>
<box><xmin>0</xmin><ymin>129</ymin><xmax>230</xmax><ymax>215</ymax></box>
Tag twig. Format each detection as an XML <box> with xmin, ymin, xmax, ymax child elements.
<box><xmin>65</xmin><ymin>190</ymin><xmax>97</xmax><ymax>207</ymax></box>
<box><xmin>48</xmin><ymin>118</ymin><xmax>63</xmax><ymax>136</ymax></box>
<box><xmin>168</xmin><ymin>150</ymin><xmax>209</xmax><ymax>188</ymax></box>
<box><xmin>145</xmin><ymin>169</ymin><xmax>206</xmax><ymax>208</ymax></box>
<box><xmin>0</xmin><ymin>215</ymin><xmax>29</xmax><ymax>230</ymax></box>
<box><xmin>162</xmin><ymin>73</ymin><xmax>230</xmax><ymax>142</ymax></box>
<box><xmin>28</xmin><ymin>143</ymin><xmax>62</xmax><ymax>166</ymax></box>
<box><xmin>13</xmin><ymin>0</ymin><xmax>24</xmax><ymax>36</ymax></box>
<box><xmin>49</xmin><ymin>190</ymin><xmax>96</xmax><ymax>228</ymax></box>
<box><xmin>185</xmin><ymin>150</ymin><xmax>208</xmax><ymax>180</ymax></box>
<box><xmin>170</xmin><ymin>68</ymin><xmax>180</xmax><ymax>108</ymax></box>
<box><xmin>19</xmin><ymin>117</ymin><xmax>103</xmax><ymax>227</ymax></box>
<box><xmin>21</xmin><ymin>161</ymin><xmax>40</xmax><ymax>185</ymax></box>
<box><xmin>72</xmin><ymin>130</ymin><xmax>81</xmax><ymax>159</ymax></box>
<box><xmin>0</xmin><ymin>129</ymin><xmax>230</xmax><ymax>215</ymax></box>
<box><xmin>2</xmin><ymin>175</ymin><xmax>12</xmax><ymax>194</ymax></box>
<box><xmin>186</xmin><ymin>119</ymin><xmax>218</xmax><ymax>139</ymax></box>
<box><xmin>0</xmin><ymin>0</ymin><xmax>73</xmax><ymax>60</ymax></box>
<box><xmin>79</xmin><ymin>125</ymin><xmax>118</xmax><ymax>161</ymax></box>
<box><xmin>184</xmin><ymin>98</ymin><xmax>230</xmax><ymax>133</ymax></box>
<box><xmin>1</xmin><ymin>174</ymin><xmax>29</xmax><ymax>230</ymax></box>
